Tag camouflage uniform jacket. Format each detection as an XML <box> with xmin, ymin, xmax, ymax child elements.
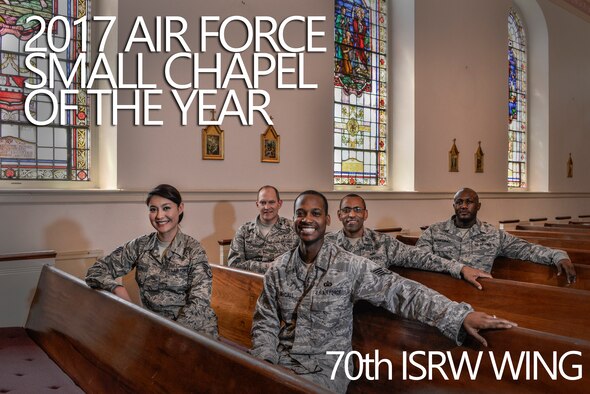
<box><xmin>85</xmin><ymin>230</ymin><xmax>218</xmax><ymax>337</ymax></box>
<box><xmin>416</xmin><ymin>217</ymin><xmax>570</xmax><ymax>272</ymax></box>
<box><xmin>251</xmin><ymin>242</ymin><xmax>472</xmax><ymax>393</ymax></box>
<box><xmin>228</xmin><ymin>216</ymin><xmax>299</xmax><ymax>273</ymax></box>
<box><xmin>325</xmin><ymin>228</ymin><xmax>464</xmax><ymax>278</ymax></box>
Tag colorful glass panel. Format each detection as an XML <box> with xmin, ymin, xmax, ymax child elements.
<box><xmin>334</xmin><ymin>0</ymin><xmax>387</xmax><ymax>186</ymax></box>
<box><xmin>508</xmin><ymin>9</ymin><xmax>527</xmax><ymax>189</ymax></box>
<box><xmin>0</xmin><ymin>0</ymin><xmax>90</xmax><ymax>181</ymax></box>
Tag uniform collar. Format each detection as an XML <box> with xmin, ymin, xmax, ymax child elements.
<box><xmin>147</xmin><ymin>230</ymin><xmax>185</xmax><ymax>257</ymax></box>
<box><xmin>291</xmin><ymin>241</ymin><xmax>332</xmax><ymax>282</ymax></box>
<box><xmin>445</xmin><ymin>216</ymin><xmax>483</xmax><ymax>236</ymax></box>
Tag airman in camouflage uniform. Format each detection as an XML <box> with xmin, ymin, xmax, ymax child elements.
<box><xmin>325</xmin><ymin>193</ymin><xmax>492</xmax><ymax>289</ymax></box>
<box><xmin>86</xmin><ymin>230</ymin><xmax>218</xmax><ymax>337</ymax></box>
<box><xmin>228</xmin><ymin>185</ymin><xmax>299</xmax><ymax>273</ymax></box>
<box><xmin>251</xmin><ymin>190</ymin><xmax>515</xmax><ymax>393</ymax></box>
<box><xmin>416</xmin><ymin>188</ymin><xmax>577</xmax><ymax>283</ymax></box>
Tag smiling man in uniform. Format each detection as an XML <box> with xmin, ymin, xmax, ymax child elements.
<box><xmin>417</xmin><ymin>187</ymin><xmax>576</xmax><ymax>283</ymax></box>
<box><xmin>251</xmin><ymin>190</ymin><xmax>515</xmax><ymax>393</ymax></box>
<box><xmin>326</xmin><ymin>193</ymin><xmax>491</xmax><ymax>289</ymax></box>
<box><xmin>228</xmin><ymin>185</ymin><xmax>299</xmax><ymax>273</ymax></box>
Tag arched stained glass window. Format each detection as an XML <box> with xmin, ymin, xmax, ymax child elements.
<box><xmin>0</xmin><ymin>1</ymin><xmax>90</xmax><ymax>181</ymax></box>
<box><xmin>508</xmin><ymin>8</ymin><xmax>527</xmax><ymax>189</ymax></box>
<box><xmin>334</xmin><ymin>0</ymin><xmax>387</xmax><ymax>186</ymax></box>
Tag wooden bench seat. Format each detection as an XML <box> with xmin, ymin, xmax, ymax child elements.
<box><xmin>517</xmin><ymin>224</ymin><xmax>590</xmax><ymax>234</ymax></box>
<box><xmin>514</xmin><ymin>236</ymin><xmax>590</xmax><ymax>251</ymax></box>
<box><xmin>508</xmin><ymin>230</ymin><xmax>590</xmax><ymax>241</ymax></box>
<box><xmin>25</xmin><ymin>265</ymin><xmax>328</xmax><ymax>393</ymax></box>
<box><xmin>212</xmin><ymin>264</ymin><xmax>262</xmax><ymax>348</ymax></box>
<box><xmin>546</xmin><ymin>222</ymin><xmax>590</xmax><ymax>229</ymax></box>
<box><xmin>391</xmin><ymin>267</ymin><xmax>590</xmax><ymax>340</ymax></box>
<box><xmin>492</xmin><ymin>257</ymin><xmax>590</xmax><ymax>290</ymax></box>
<box><xmin>350</xmin><ymin>302</ymin><xmax>590</xmax><ymax>393</ymax></box>
<box><xmin>210</xmin><ymin>264</ymin><xmax>589</xmax><ymax>392</ymax></box>
<box><xmin>395</xmin><ymin>234</ymin><xmax>590</xmax><ymax>265</ymax></box>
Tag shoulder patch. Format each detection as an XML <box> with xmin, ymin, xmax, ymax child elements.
<box><xmin>371</xmin><ymin>267</ymin><xmax>392</xmax><ymax>277</ymax></box>
<box><xmin>204</xmin><ymin>264</ymin><xmax>213</xmax><ymax>278</ymax></box>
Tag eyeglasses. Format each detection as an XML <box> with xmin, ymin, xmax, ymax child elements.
<box><xmin>339</xmin><ymin>207</ymin><xmax>365</xmax><ymax>214</ymax></box>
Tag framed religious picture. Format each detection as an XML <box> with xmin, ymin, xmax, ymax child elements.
<box><xmin>261</xmin><ymin>125</ymin><xmax>280</xmax><ymax>163</ymax></box>
<box><xmin>202</xmin><ymin>124</ymin><xmax>224</xmax><ymax>160</ymax></box>
<box><xmin>449</xmin><ymin>138</ymin><xmax>459</xmax><ymax>172</ymax></box>
<box><xmin>475</xmin><ymin>141</ymin><xmax>484</xmax><ymax>173</ymax></box>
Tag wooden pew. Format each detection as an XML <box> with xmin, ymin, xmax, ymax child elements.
<box><xmin>516</xmin><ymin>224</ymin><xmax>590</xmax><ymax>234</ymax></box>
<box><xmin>391</xmin><ymin>267</ymin><xmax>590</xmax><ymax>341</ymax></box>
<box><xmin>25</xmin><ymin>265</ymin><xmax>328</xmax><ymax>393</ymax></box>
<box><xmin>209</xmin><ymin>263</ymin><xmax>589</xmax><ymax>392</ymax></box>
<box><xmin>546</xmin><ymin>222</ymin><xmax>590</xmax><ymax>230</ymax></box>
<box><xmin>396</xmin><ymin>234</ymin><xmax>419</xmax><ymax>246</ymax></box>
<box><xmin>507</xmin><ymin>230</ymin><xmax>590</xmax><ymax>241</ymax></box>
<box><xmin>218</xmin><ymin>238</ymin><xmax>232</xmax><ymax>265</ymax></box>
<box><xmin>514</xmin><ymin>236</ymin><xmax>590</xmax><ymax>251</ymax></box>
<box><xmin>374</xmin><ymin>227</ymin><xmax>403</xmax><ymax>234</ymax></box>
<box><xmin>395</xmin><ymin>234</ymin><xmax>590</xmax><ymax>265</ymax></box>
<box><xmin>211</xmin><ymin>264</ymin><xmax>262</xmax><ymax>348</ymax></box>
<box><xmin>491</xmin><ymin>257</ymin><xmax>590</xmax><ymax>290</ymax></box>
<box><xmin>350</xmin><ymin>302</ymin><xmax>590</xmax><ymax>393</ymax></box>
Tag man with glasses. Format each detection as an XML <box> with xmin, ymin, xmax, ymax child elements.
<box><xmin>251</xmin><ymin>190</ymin><xmax>515</xmax><ymax>393</ymax></box>
<box><xmin>228</xmin><ymin>185</ymin><xmax>299</xmax><ymax>273</ymax></box>
<box><xmin>417</xmin><ymin>188</ymin><xmax>576</xmax><ymax>283</ymax></box>
<box><xmin>325</xmin><ymin>193</ymin><xmax>491</xmax><ymax>289</ymax></box>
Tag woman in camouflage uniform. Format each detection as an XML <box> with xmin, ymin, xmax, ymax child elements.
<box><xmin>86</xmin><ymin>184</ymin><xmax>218</xmax><ymax>337</ymax></box>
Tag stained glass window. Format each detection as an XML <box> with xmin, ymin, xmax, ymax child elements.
<box><xmin>0</xmin><ymin>0</ymin><xmax>90</xmax><ymax>181</ymax></box>
<box><xmin>508</xmin><ymin>8</ymin><xmax>527</xmax><ymax>189</ymax></box>
<box><xmin>334</xmin><ymin>0</ymin><xmax>387</xmax><ymax>186</ymax></box>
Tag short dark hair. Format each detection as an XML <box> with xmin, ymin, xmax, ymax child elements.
<box><xmin>258</xmin><ymin>185</ymin><xmax>280</xmax><ymax>201</ymax></box>
<box><xmin>146</xmin><ymin>184</ymin><xmax>184</xmax><ymax>223</ymax></box>
<box><xmin>340</xmin><ymin>193</ymin><xmax>366</xmax><ymax>209</ymax></box>
<box><xmin>294</xmin><ymin>190</ymin><xmax>329</xmax><ymax>213</ymax></box>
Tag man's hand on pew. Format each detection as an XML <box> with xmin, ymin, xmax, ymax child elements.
<box><xmin>556</xmin><ymin>259</ymin><xmax>577</xmax><ymax>284</ymax></box>
<box><xmin>460</xmin><ymin>266</ymin><xmax>492</xmax><ymax>290</ymax></box>
<box><xmin>463</xmin><ymin>312</ymin><xmax>517</xmax><ymax>347</ymax></box>
<box><xmin>113</xmin><ymin>286</ymin><xmax>133</xmax><ymax>303</ymax></box>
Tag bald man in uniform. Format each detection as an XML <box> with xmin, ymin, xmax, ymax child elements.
<box><xmin>417</xmin><ymin>187</ymin><xmax>576</xmax><ymax>283</ymax></box>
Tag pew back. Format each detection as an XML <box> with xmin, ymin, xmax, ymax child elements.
<box><xmin>492</xmin><ymin>257</ymin><xmax>590</xmax><ymax>290</ymax></box>
<box><xmin>26</xmin><ymin>266</ymin><xmax>327</xmax><ymax>393</ymax></box>
<box><xmin>209</xmin><ymin>263</ymin><xmax>589</xmax><ymax>393</ymax></box>
<box><xmin>391</xmin><ymin>268</ymin><xmax>590</xmax><ymax>340</ymax></box>
<box><xmin>211</xmin><ymin>264</ymin><xmax>262</xmax><ymax>348</ymax></box>
<box><xmin>350</xmin><ymin>302</ymin><xmax>590</xmax><ymax>393</ymax></box>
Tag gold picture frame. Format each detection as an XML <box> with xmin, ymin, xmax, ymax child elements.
<box><xmin>202</xmin><ymin>124</ymin><xmax>224</xmax><ymax>160</ymax></box>
<box><xmin>261</xmin><ymin>125</ymin><xmax>280</xmax><ymax>163</ymax></box>
<box><xmin>475</xmin><ymin>141</ymin><xmax>484</xmax><ymax>173</ymax></box>
<box><xmin>449</xmin><ymin>138</ymin><xmax>459</xmax><ymax>172</ymax></box>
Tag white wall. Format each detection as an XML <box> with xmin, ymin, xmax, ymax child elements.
<box><xmin>1</xmin><ymin>0</ymin><xmax>590</xmax><ymax>262</ymax></box>
<box><xmin>115</xmin><ymin>0</ymin><xmax>334</xmax><ymax>191</ymax></box>
<box><xmin>1</xmin><ymin>191</ymin><xmax>589</xmax><ymax>264</ymax></box>
<box><xmin>539</xmin><ymin>0</ymin><xmax>590</xmax><ymax>191</ymax></box>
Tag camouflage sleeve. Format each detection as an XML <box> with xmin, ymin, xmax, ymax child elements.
<box><xmin>415</xmin><ymin>227</ymin><xmax>435</xmax><ymax>252</ymax></box>
<box><xmin>352</xmin><ymin>259</ymin><xmax>473</xmax><ymax>345</ymax></box>
<box><xmin>85</xmin><ymin>241</ymin><xmax>139</xmax><ymax>292</ymax></box>
<box><xmin>250</xmin><ymin>270</ymin><xmax>280</xmax><ymax>364</ymax></box>
<box><xmin>227</xmin><ymin>225</ymin><xmax>263</xmax><ymax>272</ymax></box>
<box><xmin>499</xmin><ymin>231</ymin><xmax>570</xmax><ymax>265</ymax></box>
<box><xmin>391</xmin><ymin>239</ymin><xmax>463</xmax><ymax>278</ymax></box>
<box><xmin>176</xmin><ymin>245</ymin><xmax>219</xmax><ymax>338</ymax></box>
